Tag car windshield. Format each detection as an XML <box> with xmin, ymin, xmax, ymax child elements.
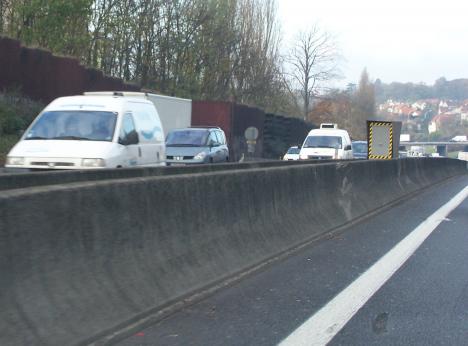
<box><xmin>352</xmin><ymin>142</ymin><xmax>367</xmax><ymax>154</ymax></box>
<box><xmin>303</xmin><ymin>136</ymin><xmax>342</xmax><ymax>149</ymax></box>
<box><xmin>166</xmin><ymin>130</ymin><xmax>209</xmax><ymax>146</ymax></box>
<box><xmin>287</xmin><ymin>147</ymin><xmax>300</xmax><ymax>154</ymax></box>
<box><xmin>24</xmin><ymin>111</ymin><xmax>117</xmax><ymax>141</ymax></box>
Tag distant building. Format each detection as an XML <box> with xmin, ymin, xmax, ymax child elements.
<box><xmin>411</xmin><ymin>110</ymin><xmax>422</xmax><ymax>118</ymax></box>
<box><xmin>412</xmin><ymin>101</ymin><xmax>426</xmax><ymax>110</ymax></box>
<box><xmin>428</xmin><ymin>113</ymin><xmax>460</xmax><ymax>133</ymax></box>
<box><xmin>438</xmin><ymin>100</ymin><xmax>449</xmax><ymax>114</ymax></box>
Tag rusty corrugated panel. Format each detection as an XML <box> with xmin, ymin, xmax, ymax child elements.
<box><xmin>0</xmin><ymin>37</ymin><xmax>140</xmax><ymax>103</ymax></box>
<box><xmin>19</xmin><ymin>48</ymin><xmax>54</xmax><ymax>102</ymax></box>
<box><xmin>192</xmin><ymin>100</ymin><xmax>233</xmax><ymax>146</ymax></box>
<box><xmin>0</xmin><ymin>37</ymin><xmax>21</xmax><ymax>91</ymax></box>
<box><xmin>50</xmin><ymin>56</ymin><xmax>86</xmax><ymax>101</ymax></box>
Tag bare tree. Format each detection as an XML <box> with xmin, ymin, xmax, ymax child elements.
<box><xmin>287</xmin><ymin>25</ymin><xmax>340</xmax><ymax>120</ymax></box>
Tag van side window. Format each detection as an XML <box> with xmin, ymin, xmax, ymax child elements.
<box><xmin>132</xmin><ymin>103</ymin><xmax>164</xmax><ymax>142</ymax></box>
<box><xmin>119</xmin><ymin>113</ymin><xmax>137</xmax><ymax>144</ymax></box>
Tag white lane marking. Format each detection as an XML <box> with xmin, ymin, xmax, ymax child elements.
<box><xmin>280</xmin><ymin>185</ymin><xmax>468</xmax><ymax>346</ymax></box>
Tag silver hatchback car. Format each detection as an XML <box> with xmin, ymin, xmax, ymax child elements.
<box><xmin>165</xmin><ymin>127</ymin><xmax>229</xmax><ymax>165</ymax></box>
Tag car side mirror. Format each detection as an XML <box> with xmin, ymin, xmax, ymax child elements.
<box><xmin>119</xmin><ymin>130</ymin><xmax>139</xmax><ymax>145</ymax></box>
<box><xmin>345</xmin><ymin>145</ymin><xmax>352</xmax><ymax>151</ymax></box>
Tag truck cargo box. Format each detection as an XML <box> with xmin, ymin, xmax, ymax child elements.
<box><xmin>84</xmin><ymin>91</ymin><xmax>192</xmax><ymax>137</ymax></box>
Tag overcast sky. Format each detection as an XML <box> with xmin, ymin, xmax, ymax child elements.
<box><xmin>278</xmin><ymin>0</ymin><xmax>468</xmax><ymax>87</ymax></box>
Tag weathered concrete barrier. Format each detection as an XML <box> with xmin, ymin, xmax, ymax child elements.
<box><xmin>0</xmin><ymin>159</ymin><xmax>338</xmax><ymax>191</ymax></box>
<box><xmin>0</xmin><ymin>158</ymin><xmax>465</xmax><ymax>345</ymax></box>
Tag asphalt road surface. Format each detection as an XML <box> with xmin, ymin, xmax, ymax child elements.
<box><xmin>117</xmin><ymin>175</ymin><xmax>468</xmax><ymax>346</ymax></box>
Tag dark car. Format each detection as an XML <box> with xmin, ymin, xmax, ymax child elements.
<box><xmin>352</xmin><ymin>141</ymin><xmax>368</xmax><ymax>159</ymax></box>
<box><xmin>165</xmin><ymin>127</ymin><xmax>229</xmax><ymax>165</ymax></box>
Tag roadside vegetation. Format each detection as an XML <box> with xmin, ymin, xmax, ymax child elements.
<box><xmin>0</xmin><ymin>0</ymin><xmax>341</xmax><ymax>118</ymax></box>
<box><xmin>0</xmin><ymin>1</ymin><xmax>465</xmax><ymax>143</ymax></box>
<box><xmin>0</xmin><ymin>92</ymin><xmax>43</xmax><ymax>165</ymax></box>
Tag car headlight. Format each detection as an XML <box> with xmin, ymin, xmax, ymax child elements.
<box><xmin>82</xmin><ymin>158</ymin><xmax>105</xmax><ymax>167</ymax></box>
<box><xmin>299</xmin><ymin>154</ymin><xmax>307</xmax><ymax>160</ymax></box>
<box><xmin>194</xmin><ymin>151</ymin><xmax>207</xmax><ymax>160</ymax></box>
<box><xmin>6</xmin><ymin>157</ymin><xmax>25</xmax><ymax>165</ymax></box>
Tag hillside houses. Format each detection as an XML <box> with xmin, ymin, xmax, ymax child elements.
<box><xmin>378</xmin><ymin>100</ymin><xmax>433</xmax><ymax>119</ymax></box>
<box><xmin>378</xmin><ymin>99</ymin><xmax>468</xmax><ymax>138</ymax></box>
<box><xmin>428</xmin><ymin>114</ymin><xmax>456</xmax><ymax>133</ymax></box>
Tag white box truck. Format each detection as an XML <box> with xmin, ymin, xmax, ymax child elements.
<box><xmin>85</xmin><ymin>92</ymin><xmax>192</xmax><ymax>137</ymax></box>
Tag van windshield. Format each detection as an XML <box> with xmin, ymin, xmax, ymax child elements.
<box><xmin>303</xmin><ymin>136</ymin><xmax>342</xmax><ymax>149</ymax></box>
<box><xmin>166</xmin><ymin>130</ymin><xmax>209</xmax><ymax>146</ymax></box>
<box><xmin>25</xmin><ymin>111</ymin><xmax>117</xmax><ymax>141</ymax></box>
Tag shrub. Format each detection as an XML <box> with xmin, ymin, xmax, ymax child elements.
<box><xmin>0</xmin><ymin>92</ymin><xmax>44</xmax><ymax>165</ymax></box>
<box><xmin>0</xmin><ymin>91</ymin><xmax>44</xmax><ymax>135</ymax></box>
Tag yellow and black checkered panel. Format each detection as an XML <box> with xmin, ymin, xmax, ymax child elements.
<box><xmin>368</xmin><ymin>121</ymin><xmax>393</xmax><ymax>160</ymax></box>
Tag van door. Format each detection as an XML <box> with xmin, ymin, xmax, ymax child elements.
<box><xmin>343</xmin><ymin>135</ymin><xmax>353</xmax><ymax>159</ymax></box>
<box><xmin>131</xmin><ymin>101</ymin><xmax>165</xmax><ymax>165</ymax></box>
<box><xmin>118</xmin><ymin>112</ymin><xmax>140</xmax><ymax>166</ymax></box>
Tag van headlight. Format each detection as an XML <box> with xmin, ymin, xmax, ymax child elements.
<box><xmin>6</xmin><ymin>157</ymin><xmax>25</xmax><ymax>165</ymax></box>
<box><xmin>194</xmin><ymin>152</ymin><xmax>207</xmax><ymax>160</ymax></box>
<box><xmin>82</xmin><ymin>158</ymin><xmax>105</xmax><ymax>167</ymax></box>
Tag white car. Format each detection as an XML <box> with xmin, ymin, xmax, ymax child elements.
<box><xmin>283</xmin><ymin>146</ymin><xmax>300</xmax><ymax>160</ymax></box>
<box><xmin>299</xmin><ymin>123</ymin><xmax>353</xmax><ymax>160</ymax></box>
<box><xmin>5</xmin><ymin>94</ymin><xmax>166</xmax><ymax>170</ymax></box>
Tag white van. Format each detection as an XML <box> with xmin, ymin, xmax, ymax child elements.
<box><xmin>5</xmin><ymin>95</ymin><xmax>165</xmax><ymax>169</ymax></box>
<box><xmin>299</xmin><ymin>123</ymin><xmax>353</xmax><ymax>160</ymax></box>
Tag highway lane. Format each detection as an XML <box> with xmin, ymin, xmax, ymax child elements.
<box><xmin>330</xmin><ymin>188</ymin><xmax>468</xmax><ymax>345</ymax></box>
<box><xmin>116</xmin><ymin>175</ymin><xmax>468</xmax><ymax>346</ymax></box>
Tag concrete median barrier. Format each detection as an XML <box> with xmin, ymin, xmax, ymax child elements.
<box><xmin>0</xmin><ymin>159</ymin><xmax>339</xmax><ymax>191</ymax></box>
<box><xmin>0</xmin><ymin>158</ymin><xmax>465</xmax><ymax>345</ymax></box>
